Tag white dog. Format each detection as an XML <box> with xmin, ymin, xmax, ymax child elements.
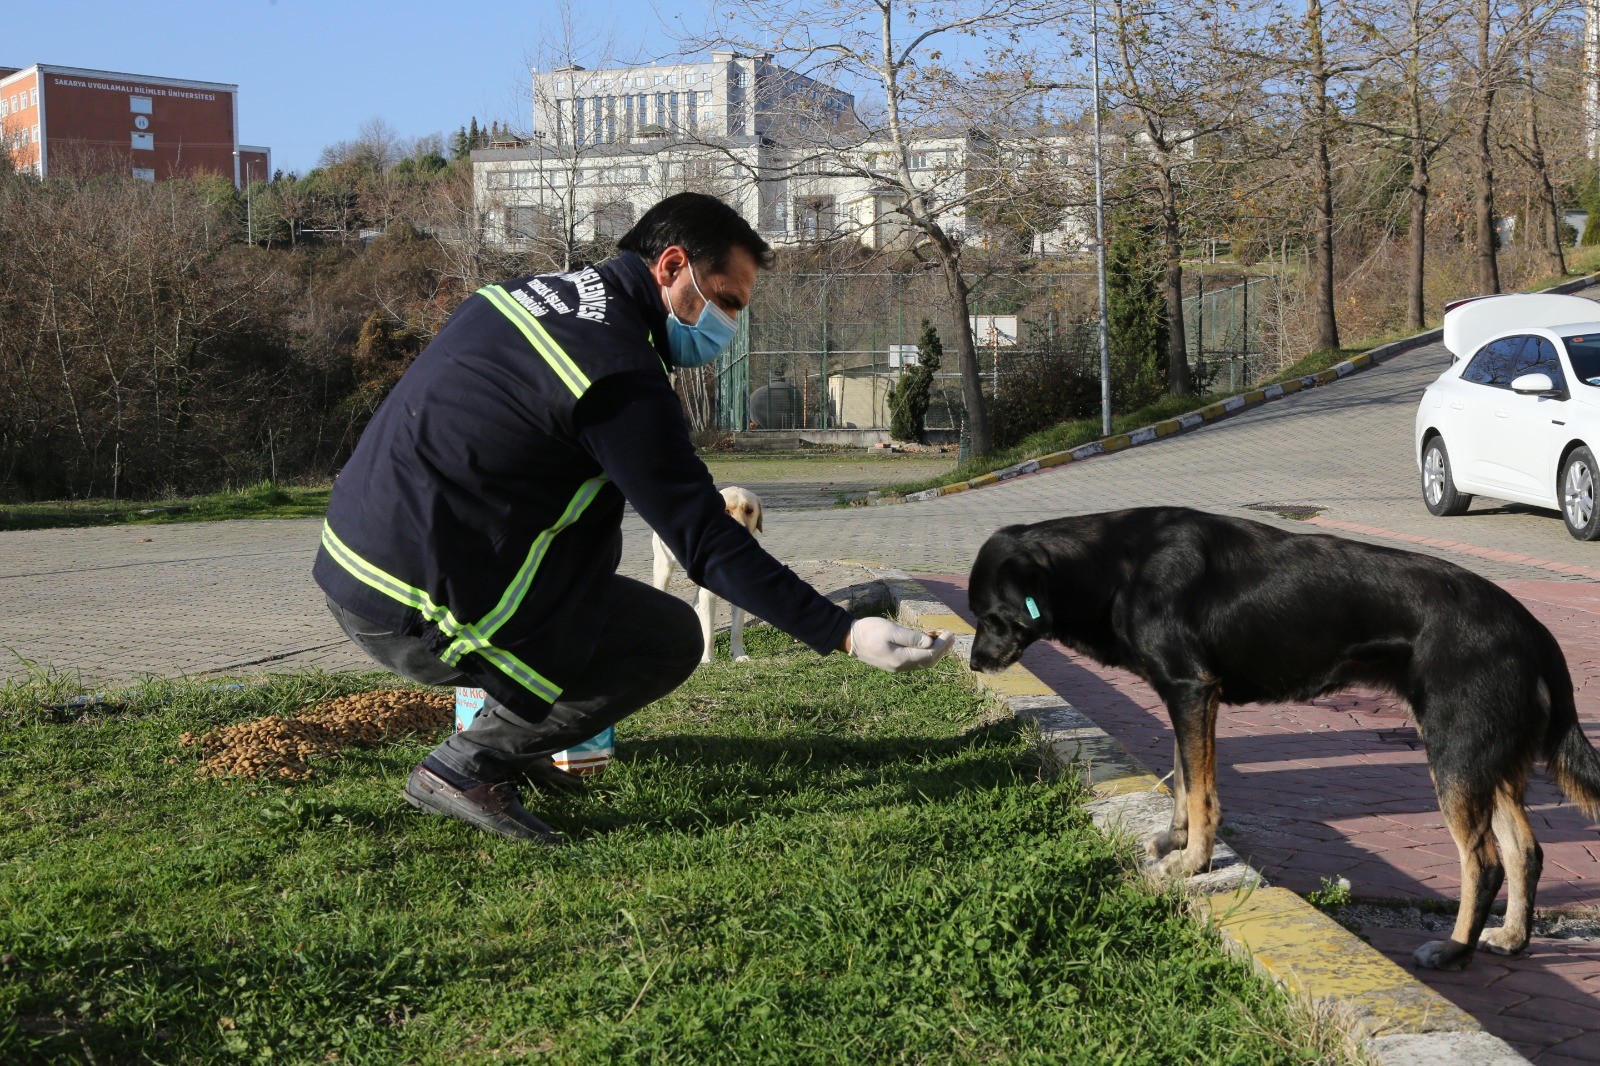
<box><xmin>651</xmin><ymin>486</ymin><xmax>764</xmax><ymax>663</ymax></box>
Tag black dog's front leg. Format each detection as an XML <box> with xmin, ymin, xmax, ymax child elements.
<box><xmin>1149</xmin><ymin>680</ymin><xmax>1222</xmax><ymax>879</ymax></box>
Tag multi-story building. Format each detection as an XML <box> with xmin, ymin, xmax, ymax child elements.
<box><xmin>534</xmin><ymin>51</ymin><xmax>852</xmax><ymax>147</ymax></box>
<box><xmin>0</xmin><ymin>63</ymin><xmax>268</xmax><ymax>186</ymax></box>
<box><xmin>475</xmin><ymin>53</ymin><xmax>1090</xmax><ymax>256</ymax></box>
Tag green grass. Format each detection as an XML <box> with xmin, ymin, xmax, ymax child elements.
<box><xmin>0</xmin><ymin>481</ymin><xmax>330</xmax><ymax>531</ymax></box>
<box><xmin>0</xmin><ymin>629</ymin><xmax>1346</xmax><ymax>1064</ymax></box>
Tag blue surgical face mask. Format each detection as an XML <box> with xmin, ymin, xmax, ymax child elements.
<box><xmin>664</xmin><ymin>264</ymin><xmax>737</xmax><ymax>368</ymax></box>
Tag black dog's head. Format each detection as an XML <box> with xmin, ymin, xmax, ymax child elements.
<box><xmin>968</xmin><ymin>525</ymin><xmax>1053</xmax><ymax>673</ymax></box>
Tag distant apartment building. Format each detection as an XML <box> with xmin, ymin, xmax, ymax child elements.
<box><xmin>475</xmin><ymin>53</ymin><xmax>1091</xmax><ymax>256</ymax></box>
<box><xmin>0</xmin><ymin>63</ymin><xmax>268</xmax><ymax>186</ymax></box>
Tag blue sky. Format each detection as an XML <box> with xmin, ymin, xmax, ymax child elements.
<box><xmin>10</xmin><ymin>0</ymin><xmax>699</xmax><ymax>175</ymax></box>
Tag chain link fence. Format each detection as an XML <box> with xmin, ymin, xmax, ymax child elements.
<box><xmin>700</xmin><ymin>270</ymin><xmax>1274</xmax><ymax>433</ymax></box>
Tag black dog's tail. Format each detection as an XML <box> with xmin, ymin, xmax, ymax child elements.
<box><xmin>1544</xmin><ymin>652</ymin><xmax>1600</xmax><ymax>819</ymax></box>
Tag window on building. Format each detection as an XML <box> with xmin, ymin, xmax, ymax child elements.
<box><xmin>592</xmin><ymin>201</ymin><xmax>635</xmax><ymax>242</ymax></box>
<box><xmin>605</xmin><ymin>96</ymin><xmax>617</xmax><ymax>143</ymax></box>
<box><xmin>506</xmin><ymin>204</ymin><xmax>551</xmax><ymax>241</ymax></box>
<box><xmin>687</xmin><ymin>92</ymin><xmax>698</xmax><ymax>130</ymax></box>
<box><xmin>573</xmin><ymin>97</ymin><xmax>586</xmax><ymax>143</ymax></box>
<box><xmin>132</xmin><ymin>131</ymin><xmax>153</xmax><ymax>151</ymax></box>
<box><xmin>32</xmin><ymin>125</ymin><xmax>39</xmax><ymax>145</ymax></box>
<box><xmin>29</xmin><ymin>87</ymin><xmax>38</xmax><ymax>108</ymax></box>
<box><xmin>795</xmin><ymin>196</ymin><xmax>836</xmax><ymax>239</ymax></box>
<box><xmin>17</xmin><ymin>127</ymin><xmax>28</xmax><ymax>147</ymax></box>
<box><xmin>685</xmin><ymin>72</ymin><xmax>698</xmax><ymax>85</ymax></box>
<box><xmin>667</xmin><ymin>75</ymin><xmax>677</xmax><ymax>86</ymax></box>
<box><xmin>8</xmin><ymin>95</ymin><xmax>16</xmax><ymax>113</ymax></box>
<box><xmin>591</xmin><ymin>97</ymin><xmax>603</xmax><ymax>144</ymax></box>
<box><xmin>654</xmin><ymin>75</ymin><xmax>665</xmax><ymax>85</ymax></box>
<box><xmin>668</xmin><ymin>92</ymin><xmax>679</xmax><ymax>128</ymax></box>
<box><xmin>911</xmin><ymin>151</ymin><xmax>927</xmax><ymax>169</ymax></box>
<box><xmin>556</xmin><ymin>79</ymin><xmax>567</xmax><ymax>91</ymax></box>
<box><xmin>654</xmin><ymin>93</ymin><xmax>666</xmax><ymax>127</ymax></box>
<box><xmin>0</xmin><ymin>98</ymin><xmax>8</xmax><ymax>118</ymax></box>
<box><xmin>132</xmin><ymin>167</ymin><xmax>156</xmax><ymax>182</ymax></box>
<box><xmin>130</xmin><ymin>95</ymin><xmax>152</xmax><ymax>115</ymax></box>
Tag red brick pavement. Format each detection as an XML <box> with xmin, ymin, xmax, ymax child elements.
<box><xmin>917</xmin><ymin>569</ymin><xmax>1600</xmax><ymax>1062</ymax></box>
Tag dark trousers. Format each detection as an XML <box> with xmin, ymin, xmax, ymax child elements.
<box><xmin>325</xmin><ymin>575</ymin><xmax>702</xmax><ymax>783</ymax></box>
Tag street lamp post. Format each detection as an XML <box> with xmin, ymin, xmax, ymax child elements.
<box><xmin>1092</xmin><ymin>0</ymin><xmax>1113</xmax><ymax>437</ymax></box>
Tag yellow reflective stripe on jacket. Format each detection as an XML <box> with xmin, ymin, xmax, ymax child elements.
<box><xmin>321</xmin><ymin>522</ymin><xmax>466</xmax><ymax>636</ymax></box>
<box><xmin>477</xmin><ymin>285</ymin><xmax>592</xmax><ymax>398</ymax></box>
<box><xmin>324</xmin><ymin>520</ymin><xmax>567</xmax><ymax>704</ymax></box>
<box><xmin>439</xmin><ymin>474</ymin><xmax>610</xmax><ymax>666</ymax></box>
<box><xmin>475</xmin><ymin>646</ymin><xmax>561</xmax><ymax>704</ymax></box>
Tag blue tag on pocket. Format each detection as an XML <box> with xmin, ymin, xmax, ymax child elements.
<box><xmin>1025</xmin><ymin>596</ymin><xmax>1041</xmax><ymax>620</ymax></box>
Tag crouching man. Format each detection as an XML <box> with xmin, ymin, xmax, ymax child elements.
<box><xmin>315</xmin><ymin>193</ymin><xmax>951</xmax><ymax>843</ymax></box>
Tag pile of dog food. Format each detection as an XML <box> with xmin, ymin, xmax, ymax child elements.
<box><xmin>179</xmin><ymin>689</ymin><xmax>453</xmax><ymax>781</ymax></box>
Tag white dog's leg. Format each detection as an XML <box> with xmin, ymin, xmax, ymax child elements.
<box><xmin>730</xmin><ymin>605</ymin><xmax>749</xmax><ymax>662</ymax></box>
<box><xmin>651</xmin><ymin>535</ymin><xmax>675</xmax><ymax>592</ymax></box>
<box><xmin>696</xmin><ymin>587</ymin><xmax>716</xmax><ymax>663</ymax></box>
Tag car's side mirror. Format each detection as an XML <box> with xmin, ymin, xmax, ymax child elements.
<box><xmin>1511</xmin><ymin>372</ymin><xmax>1560</xmax><ymax>396</ymax></box>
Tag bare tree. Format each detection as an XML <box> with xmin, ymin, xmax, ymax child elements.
<box><xmin>1102</xmin><ymin>0</ymin><xmax>1270</xmax><ymax>394</ymax></box>
<box><xmin>1343</xmin><ymin>0</ymin><xmax>1462</xmax><ymax>329</ymax></box>
<box><xmin>690</xmin><ymin>0</ymin><xmax>1065</xmax><ymax>456</ymax></box>
<box><xmin>1456</xmin><ymin>0</ymin><xmax>1565</xmax><ymax>294</ymax></box>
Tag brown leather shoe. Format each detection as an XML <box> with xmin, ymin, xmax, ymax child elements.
<box><xmin>403</xmin><ymin>763</ymin><xmax>565</xmax><ymax>844</ymax></box>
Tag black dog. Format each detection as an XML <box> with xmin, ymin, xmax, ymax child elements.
<box><xmin>968</xmin><ymin>506</ymin><xmax>1600</xmax><ymax>971</ymax></box>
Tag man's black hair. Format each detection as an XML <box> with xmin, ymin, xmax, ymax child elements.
<box><xmin>617</xmin><ymin>192</ymin><xmax>775</xmax><ymax>272</ymax></box>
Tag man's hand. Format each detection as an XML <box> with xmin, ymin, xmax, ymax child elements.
<box><xmin>844</xmin><ymin>617</ymin><xmax>954</xmax><ymax>673</ymax></box>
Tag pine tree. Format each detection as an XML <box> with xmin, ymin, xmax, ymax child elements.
<box><xmin>887</xmin><ymin>319</ymin><xmax>942</xmax><ymax>442</ymax></box>
<box><xmin>1105</xmin><ymin>204</ymin><xmax>1169</xmax><ymax>411</ymax></box>
<box><xmin>468</xmin><ymin>117</ymin><xmax>481</xmax><ymax>151</ymax></box>
<box><xmin>449</xmin><ymin>125</ymin><xmax>469</xmax><ymax>160</ymax></box>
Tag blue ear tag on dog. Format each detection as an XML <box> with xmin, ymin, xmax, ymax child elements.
<box><xmin>1025</xmin><ymin>596</ymin><xmax>1041</xmax><ymax>620</ymax></box>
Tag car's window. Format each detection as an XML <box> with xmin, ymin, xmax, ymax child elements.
<box><xmin>1462</xmin><ymin>336</ymin><xmax>1531</xmax><ymax>388</ymax></box>
<box><xmin>1562</xmin><ymin>333</ymin><xmax>1600</xmax><ymax>387</ymax></box>
<box><xmin>1520</xmin><ymin>337</ymin><xmax>1566</xmax><ymax>391</ymax></box>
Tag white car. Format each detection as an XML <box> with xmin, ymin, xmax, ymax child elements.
<box><xmin>1415</xmin><ymin>293</ymin><xmax>1600</xmax><ymax>540</ymax></box>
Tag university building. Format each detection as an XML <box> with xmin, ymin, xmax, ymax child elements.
<box><xmin>0</xmin><ymin>63</ymin><xmax>268</xmax><ymax>185</ymax></box>
<box><xmin>473</xmin><ymin>52</ymin><xmax>1089</xmax><ymax>256</ymax></box>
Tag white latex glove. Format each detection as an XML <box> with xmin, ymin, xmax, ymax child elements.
<box><xmin>847</xmin><ymin>617</ymin><xmax>955</xmax><ymax>673</ymax></box>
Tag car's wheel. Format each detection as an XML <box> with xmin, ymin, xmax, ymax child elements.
<box><xmin>1561</xmin><ymin>446</ymin><xmax>1600</xmax><ymax>540</ymax></box>
<box><xmin>1422</xmin><ymin>438</ymin><xmax>1471</xmax><ymax>517</ymax></box>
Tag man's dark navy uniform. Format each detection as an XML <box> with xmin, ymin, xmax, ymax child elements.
<box><xmin>316</xmin><ymin>194</ymin><xmax>952</xmax><ymax>843</ymax></box>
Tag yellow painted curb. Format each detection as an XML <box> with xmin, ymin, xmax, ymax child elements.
<box><xmin>941</xmin><ymin>481</ymin><xmax>969</xmax><ymax>495</ymax></box>
<box><xmin>967</xmin><ymin>473</ymin><xmax>1000</xmax><ymax>489</ymax></box>
<box><xmin>983</xmin><ymin>668</ymin><xmax>1054</xmax><ymax>697</ymax></box>
<box><xmin>1202</xmin><ymin>888</ymin><xmax>1478</xmax><ymax>1039</ymax></box>
<box><xmin>1036</xmin><ymin>451</ymin><xmax>1076</xmax><ymax>469</ymax></box>
<box><xmin>912</xmin><ymin>611</ymin><xmax>974</xmax><ymax>635</ymax></box>
<box><xmin>1101</xmin><ymin>433</ymin><xmax>1133</xmax><ymax>453</ymax></box>
<box><xmin>1153</xmin><ymin>419</ymin><xmax>1182</xmax><ymax>437</ymax></box>
<box><xmin>1243</xmin><ymin>389</ymin><xmax>1266</xmax><ymax>404</ymax></box>
<box><xmin>1280</xmin><ymin>378</ymin><xmax>1305</xmax><ymax>394</ymax></box>
<box><xmin>1199</xmin><ymin>402</ymin><xmax>1228</xmax><ymax>420</ymax></box>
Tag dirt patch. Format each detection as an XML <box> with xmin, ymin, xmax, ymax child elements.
<box><xmin>179</xmin><ymin>688</ymin><xmax>453</xmax><ymax>781</ymax></box>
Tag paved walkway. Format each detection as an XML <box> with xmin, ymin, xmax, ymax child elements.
<box><xmin>10</xmin><ymin>317</ymin><xmax>1600</xmax><ymax>1058</ymax></box>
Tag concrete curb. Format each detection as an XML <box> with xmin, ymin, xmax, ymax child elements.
<box><xmin>870</xmin><ymin>566</ymin><xmax>1529</xmax><ymax>1065</ymax></box>
<box><xmin>865</xmin><ymin>272</ymin><xmax>1600</xmax><ymax>508</ymax></box>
